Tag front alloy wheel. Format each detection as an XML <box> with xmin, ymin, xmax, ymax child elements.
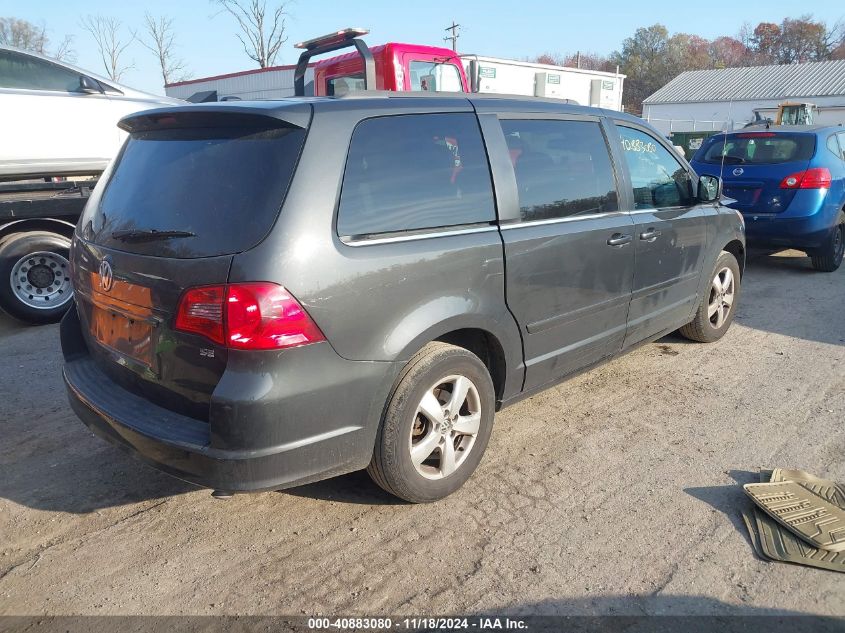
<box><xmin>678</xmin><ymin>250</ymin><xmax>741</xmax><ymax>343</ymax></box>
<box><xmin>707</xmin><ymin>266</ymin><xmax>735</xmax><ymax>330</ymax></box>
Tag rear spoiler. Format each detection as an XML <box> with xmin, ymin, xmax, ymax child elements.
<box><xmin>294</xmin><ymin>28</ymin><xmax>376</xmax><ymax>97</ymax></box>
<box><xmin>118</xmin><ymin>103</ymin><xmax>312</xmax><ymax>133</ymax></box>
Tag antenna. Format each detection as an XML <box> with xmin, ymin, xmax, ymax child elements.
<box><xmin>444</xmin><ymin>21</ymin><xmax>461</xmax><ymax>52</ymax></box>
<box><xmin>718</xmin><ymin>97</ymin><xmax>735</xmax><ymax>197</ymax></box>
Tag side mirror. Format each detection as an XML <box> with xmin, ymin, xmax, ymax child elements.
<box><xmin>78</xmin><ymin>75</ymin><xmax>103</xmax><ymax>94</ymax></box>
<box><xmin>698</xmin><ymin>174</ymin><xmax>722</xmax><ymax>203</ymax></box>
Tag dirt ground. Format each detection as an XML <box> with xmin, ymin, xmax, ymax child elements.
<box><xmin>0</xmin><ymin>249</ymin><xmax>843</xmax><ymax>618</ymax></box>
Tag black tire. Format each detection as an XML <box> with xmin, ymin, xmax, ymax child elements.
<box><xmin>367</xmin><ymin>342</ymin><xmax>496</xmax><ymax>503</ymax></box>
<box><xmin>678</xmin><ymin>250</ymin><xmax>741</xmax><ymax>343</ymax></box>
<box><xmin>0</xmin><ymin>231</ymin><xmax>73</xmax><ymax>324</ymax></box>
<box><xmin>810</xmin><ymin>212</ymin><xmax>845</xmax><ymax>273</ymax></box>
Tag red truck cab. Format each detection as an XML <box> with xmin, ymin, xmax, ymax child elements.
<box><xmin>295</xmin><ymin>29</ymin><xmax>468</xmax><ymax>96</ymax></box>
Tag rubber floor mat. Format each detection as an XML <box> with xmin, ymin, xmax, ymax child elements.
<box><xmin>744</xmin><ymin>481</ymin><xmax>845</xmax><ymax>552</ymax></box>
<box><xmin>743</xmin><ymin>468</ymin><xmax>845</xmax><ymax>573</ymax></box>
<box><xmin>770</xmin><ymin>468</ymin><xmax>845</xmax><ymax>507</ymax></box>
<box><xmin>741</xmin><ymin>506</ymin><xmax>767</xmax><ymax>559</ymax></box>
<box><xmin>753</xmin><ymin>506</ymin><xmax>845</xmax><ymax>573</ymax></box>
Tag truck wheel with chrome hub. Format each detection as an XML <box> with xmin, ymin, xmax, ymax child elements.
<box><xmin>368</xmin><ymin>342</ymin><xmax>495</xmax><ymax>502</ymax></box>
<box><xmin>0</xmin><ymin>231</ymin><xmax>73</xmax><ymax>324</ymax></box>
<box><xmin>679</xmin><ymin>250</ymin><xmax>741</xmax><ymax>343</ymax></box>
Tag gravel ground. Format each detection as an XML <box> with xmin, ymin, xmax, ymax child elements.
<box><xmin>0</xmin><ymin>249</ymin><xmax>843</xmax><ymax>617</ymax></box>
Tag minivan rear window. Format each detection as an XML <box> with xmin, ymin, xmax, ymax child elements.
<box><xmin>696</xmin><ymin>133</ymin><xmax>815</xmax><ymax>165</ymax></box>
<box><xmin>80</xmin><ymin>124</ymin><xmax>306</xmax><ymax>258</ymax></box>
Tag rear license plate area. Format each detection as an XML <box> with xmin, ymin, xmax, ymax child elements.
<box><xmin>90</xmin><ymin>305</ymin><xmax>154</xmax><ymax>367</ymax></box>
<box><xmin>724</xmin><ymin>187</ymin><xmax>760</xmax><ymax>207</ymax></box>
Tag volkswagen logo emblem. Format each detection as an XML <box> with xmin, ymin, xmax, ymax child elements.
<box><xmin>732</xmin><ymin>167</ymin><xmax>744</xmax><ymax>176</ymax></box>
<box><xmin>99</xmin><ymin>258</ymin><xmax>114</xmax><ymax>292</ymax></box>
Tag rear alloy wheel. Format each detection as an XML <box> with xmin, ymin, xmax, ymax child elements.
<box><xmin>679</xmin><ymin>250</ymin><xmax>741</xmax><ymax>343</ymax></box>
<box><xmin>0</xmin><ymin>232</ymin><xmax>73</xmax><ymax>324</ymax></box>
<box><xmin>810</xmin><ymin>213</ymin><xmax>845</xmax><ymax>272</ymax></box>
<box><xmin>410</xmin><ymin>375</ymin><xmax>482</xmax><ymax>480</ymax></box>
<box><xmin>368</xmin><ymin>342</ymin><xmax>495</xmax><ymax>503</ymax></box>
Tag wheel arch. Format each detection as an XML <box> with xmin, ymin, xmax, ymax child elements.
<box><xmin>722</xmin><ymin>239</ymin><xmax>746</xmax><ymax>277</ymax></box>
<box><xmin>394</xmin><ymin>315</ymin><xmax>524</xmax><ymax>406</ymax></box>
<box><xmin>0</xmin><ymin>218</ymin><xmax>76</xmax><ymax>244</ymax></box>
<box><xmin>434</xmin><ymin>328</ymin><xmax>509</xmax><ymax>404</ymax></box>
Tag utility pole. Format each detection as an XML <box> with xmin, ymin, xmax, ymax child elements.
<box><xmin>444</xmin><ymin>21</ymin><xmax>461</xmax><ymax>52</ymax></box>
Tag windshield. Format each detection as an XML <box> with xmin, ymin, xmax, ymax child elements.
<box><xmin>695</xmin><ymin>133</ymin><xmax>816</xmax><ymax>165</ymax></box>
<box><xmin>79</xmin><ymin>124</ymin><xmax>306</xmax><ymax>258</ymax></box>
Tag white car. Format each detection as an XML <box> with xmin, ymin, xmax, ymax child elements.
<box><xmin>0</xmin><ymin>45</ymin><xmax>182</xmax><ymax>179</ymax></box>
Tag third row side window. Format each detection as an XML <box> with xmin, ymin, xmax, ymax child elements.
<box><xmin>501</xmin><ymin>119</ymin><xmax>619</xmax><ymax>221</ymax></box>
<box><xmin>337</xmin><ymin>113</ymin><xmax>496</xmax><ymax>238</ymax></box>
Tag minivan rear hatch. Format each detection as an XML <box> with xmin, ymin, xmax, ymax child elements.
<box><xmin>693</xmin><ymin>131</ymin><xmax>816</xmax><ymax>214</ymax></box>
<box><xmin>72</xmin><ymin>104</ymin><xmax>310</xmax><ymax>420</ymax></box>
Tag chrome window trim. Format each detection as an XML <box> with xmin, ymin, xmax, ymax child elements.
<box><xmin>499</xmin><ymin>208</ymin><xmax>659</xmax><ymax>230</ymax></box>
<box><xmin>500</xmin><ymin>212</ymin><xmax>621</xmax><ymax>229</ymax></box>
<box><xmin>342</xmin><ymin>225</ymin><xmax>497</xmax><ymax>246</ymax></box>
<box><xmin>344</xmin><ymin>208</ymin><xmax>675</xmax><ymax>243</ymax></box>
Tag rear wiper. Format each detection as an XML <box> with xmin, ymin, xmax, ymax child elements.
<box><xmin>720</xmin><ymin>156</ymin><xmax>746</xmax><ymax>164</ymax></box>
<box><xmin>111</xmin><ymin>229</ymin><xmax>196</xmax><ymax>243</ymax></box>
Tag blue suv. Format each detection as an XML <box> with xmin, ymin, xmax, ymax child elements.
<box><xmin>692</xmin><ymin>126</ymin><xmax>845</xmax><ymax>271</ymax></box>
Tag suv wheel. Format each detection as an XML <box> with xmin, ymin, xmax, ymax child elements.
<box><xmin>810</xmin><ymin>212</ymin><xmax>845</xmax><ymax>272</ymax></box>
<box><xmin>367</xmin><ymin>342</ymin><xmax>495</xmax><ymax>503</ymax></box>
<box><xmin>678</xmin><ymin>250</ymin><xmax>741</xmax><ymax>343</ymax></box>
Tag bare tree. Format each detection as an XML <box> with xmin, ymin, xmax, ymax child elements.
<box><xmin>0</xmin><ymin>17</ymin><xmax>48</xmax><ymax>53</ymax></box>
<box><xmin>212</xmin><ymin>0</ymin><xmax>290</xmax><ymax>68</ymax></box>
<box><xmin>140</xmin><ymin>14</ymin><xmax>191</xmax><ymax>85</ymax></box>
<box><xmin>0</xmin><ymin>17</ymin><xmax>76</xmax><ymax>62</ymax></box>
<box><xmin>53</xmin><ymin>34</ymin><xmax>77</xmax><ymax>62</ymax></box>
<box><xmin>80</xmin><ymin>15</ymin><xmax>135</xmax><ymax>81</ymax></box>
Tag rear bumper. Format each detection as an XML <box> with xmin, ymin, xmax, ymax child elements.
<box><xmin>741</xmin><ymin>190</ymin><xmax>840</xmax><ymax>250</ymax></box>
<box><xmin>62</xmin><ymin>309</ymin><xmax>398</xmax><ymax>492</ymax></box>
<box><xmin>743</xmin><ymin>214</ymin><xmax>832</xmax><ymax>249</ymax></box>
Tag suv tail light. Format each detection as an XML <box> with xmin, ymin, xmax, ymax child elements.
<box><xmin>175</xmin><ymin>283</ymin><xmax>325</xmax><ymax>350</ymax></box>
<box><xmin>780</xmin><ymin>167</ymin><xmax>832</xmax><ymax>190</ymax></box>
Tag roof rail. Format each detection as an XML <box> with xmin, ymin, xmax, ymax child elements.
<box><xmin>293</xmin><ymin>28</ymin><xmax>375</xmax><ymax>97</ymax></box>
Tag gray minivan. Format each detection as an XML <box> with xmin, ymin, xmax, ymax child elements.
<box><xmin>61</xmin><ymin>95</ymin><xmax>745</xmax><ymax>502</ymax></box>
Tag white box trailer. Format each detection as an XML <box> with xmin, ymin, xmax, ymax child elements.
<box><xmin>463</xmin><ymin>55</ymin><xmax>625</xmax><ymax>110</ymax></box>
<box><xmin>166</xmin><ymin>47</ymin><xmax>625</xmax><ymax>110</ymax></box>
<box><xmin>165</xmin><ymin>65</ymin><xmax>315</xmax><ymax>101</ymax></box>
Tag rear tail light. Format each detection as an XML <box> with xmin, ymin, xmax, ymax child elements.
<box><xmin>780</xmin><ymin>168</ymin><xmax>832</xmax><ymax>190</ymax></box>
<box><xmin>174</xmin><ymin>286</ymin><xmax>226</xmax><ymax>344</ymax></box>
<box><xmin>175</xmin><ymin>283</ymin><xmax>325</xmax><ymax>350</ymax></box>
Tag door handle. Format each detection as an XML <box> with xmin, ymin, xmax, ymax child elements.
<box><xmin>607</xmin><ymin>233</ymin><xmax>633</xmax><ymax>247</ymax></box>
<box><xmin>639</xmin><ymin>228</ymin><xmax>662</xmax><ymax>242</ymax></box>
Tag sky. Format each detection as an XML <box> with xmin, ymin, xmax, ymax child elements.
<box><xmin>6</xmin><ymin>0</ymin><xmax>845</xmax><ymax>95</ymax></box>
